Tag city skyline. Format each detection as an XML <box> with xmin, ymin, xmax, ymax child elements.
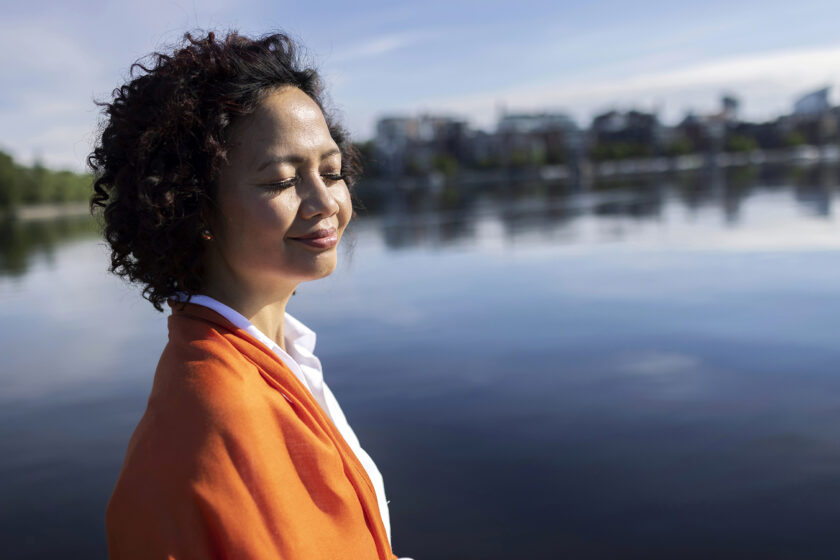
<box><xmin>2</xmin><ymin>0</ymin><xmax>840</xmax><ymax>171</ymax></box>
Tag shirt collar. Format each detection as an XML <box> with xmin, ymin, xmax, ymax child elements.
<box><xmin>171</xmin><ymin>293</ymin><xmax>316</xmax><ymax>355</ymax></box>
<box><xmin>283</xmin><ymin>310</ymin><xmax>317</xmax><ymax>355</ymax></box>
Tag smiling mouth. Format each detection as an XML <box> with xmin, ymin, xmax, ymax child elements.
<box><xmin>288</xmin><ymin>228</ymin><xmax>339</xmax><ymax>249</ymax></box>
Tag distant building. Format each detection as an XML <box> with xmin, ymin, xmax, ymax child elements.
<box><xmin>591</xmin><ymin>110</ymin><xmax>659</xmax><ymax>144</ymax></box>
<box><xmin>794</xmin><ymin>87</ymin><xmax>831</xmax><ymax>116</ymax></box>
<box><xmin>374</xmin><ymin>114</ymin><xmax>470</xmax><ymax>176</ymax></box>
<box><xmin>670</xmin><ymin>95</ymin><xmax>744</xmax><ymax>154</ymax></box>
<box><xmin>495</xmin><ymin>111</ymin><xmax>580</xmax><ymax>166</ymax></box>
<box><xmin>790</xmin><ymin>87</ymin><xmax>837</xmax><ymax>144</ymax></box>
<box><xmin>590</xmin><ymin>110</ymin><xmax>661</xmax><ymax>159</ymax></box>
<box><xmin>721</xmin><ymin>94</ymin><xmax>739</xmax><ymax>123</ymax></box>
<box><xmin>371</xmin><ymin>87</ymin><xmax>840</xmax><ymax>176</ymax></box>
<box><xmin>374</xmin><ymin>117</ymin><xmax>418</xmax><ymax>176</ymax></box>
<box><xmin>730</xmin><ymin>119</ymin><xmax>786</xmax><ymax>150</ymax></box>
<box><xmin>497</xmin><ymin>113</ymin><xmax>577</xmax><ymax>135</ymax></box>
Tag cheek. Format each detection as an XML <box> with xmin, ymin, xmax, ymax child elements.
<box><xmin>265</xmin><ymin>195</ymin><xmax>300</xmax><ymax>230</ymax></box>
<box><xmin>220</xmin><ymin>192</ymin><xmax>297</xmax><ymax>249</ymax></box>
<box><xmin>336</xmin><ymin>185</ymin><xmax>353</xmax><ymax>229</ymax></box>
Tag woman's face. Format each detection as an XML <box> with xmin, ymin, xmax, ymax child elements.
<box><xmin>205</xmin><ymin>86</ymin><xmax>352</xmax><ymax>299</ymax></box>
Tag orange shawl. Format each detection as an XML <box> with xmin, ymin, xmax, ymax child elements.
<box><xmin>106</xmin><ymin>301</ymin><xmax>396</xmax><ymax>560</ymax></box>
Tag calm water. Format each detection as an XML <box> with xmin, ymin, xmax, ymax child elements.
<box><xmin>3</xmin><ymin>168</ymin><xmax>840</xmax><ymax>559</ymax></box>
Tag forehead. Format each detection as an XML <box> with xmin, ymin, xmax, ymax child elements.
<box><xmin>227</xmin><ymin>87</ymin><xmax>337</xmax><ymax>166</ymax></box>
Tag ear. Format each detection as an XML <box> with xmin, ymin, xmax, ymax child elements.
<box><xmin>200</xmin><ymin>188</ymin><xmax>222</xmax><ymax>240</ymax></box>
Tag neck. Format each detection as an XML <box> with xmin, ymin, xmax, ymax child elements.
<box><xmin>247</xmin><ymin>297</ymin><xmax>293</xmax><ymax>352</ymax></box>
<box><xmin>202</xmin><ymin>247</ymin><xmax>300</xmax><ymax>350</ymax></box>
<box><xmin>201</xmin><ymin>282</ymin><xmax>296</xmax><ymax>352</ymax></box>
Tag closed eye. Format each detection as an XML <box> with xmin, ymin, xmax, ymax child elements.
<box><xmin>261</xmin><ymin>178</ymin><xmax>297</xmax><ymax>192</ymax></box>
<box><xmin>261</xmin><ymin>173</ymin><xmax>344</xmax><ymax>193</ymax></box>
<box><xmin>321</xmin><ymin>173</ymin><xmax>345</xmax><ymax>183</ymax></box>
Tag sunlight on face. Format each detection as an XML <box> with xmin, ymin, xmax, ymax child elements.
<box><xmin>207</xmin><ymin>86</ymin><xmax>353</xmax><ymax>300</ymax></box>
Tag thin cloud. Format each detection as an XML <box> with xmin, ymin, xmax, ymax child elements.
<box><xmin>330</xmin><ymin>31</ymin><xmax>425</xmax><ymax>63</ymax></box>
<box><xmin>415</xmin><ymin>43</ymin><xmax>840</xmax><ymax>129</ymax></box>
<box><xmin>620</xmin><ymin>351</ymin><xmax>700</xmax><ymax>376</ymax></box>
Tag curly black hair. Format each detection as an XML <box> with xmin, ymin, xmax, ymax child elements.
<box><xmin>88</xmin><ymin>30</ymin><xmax>360</xmax><ymax>311</ymax></box>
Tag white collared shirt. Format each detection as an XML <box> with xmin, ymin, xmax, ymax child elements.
<box><xmin>177</xmin><ymin>294</ymin><xmax>393</xmax><ymax>546</ymax></box>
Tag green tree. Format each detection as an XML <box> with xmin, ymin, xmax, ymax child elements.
<box><xmin>725</xmin><ymin>134</ymin><xmax>758</xmax><ymax>153</ymax></box>
<box><xmin>432</xmin><ymin>154</ymin><xmax>458</xmax><ymax>177</ymax></box>
<box><xmin>663</xmin><ymin>138</ymin><xmax>693</xmax><ymax>157</ymax></box>
<box><xmin>0</xmin><ymin>151</ymin><xmax>22</xmax><ymax>208</ymax></box>
<box><xmin>0</xmin><ymin>150</ymin><xmax>93</xmax><ymax>208</ymax></box>
<box><xmin>785</xmin><ymin>131</ymin><xmax>806</xmax><ymax>148</ymax></box>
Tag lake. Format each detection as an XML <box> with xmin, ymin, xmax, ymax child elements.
<box><xmin>2</xmin><ymin>165</ymin><xmax>840</xmax><ymax>559</ymax></box>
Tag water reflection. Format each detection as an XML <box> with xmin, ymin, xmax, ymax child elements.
<box><xmin>364</xmin><ymin>163</ymin><xmax>840</xmax><ymax>251</ymax></box>
<box><xmin>3</xmin><ymin>164</ymin><xmax>839</xmax><ymax>276</ymax></box>
<box><xmin>792</xmin><ymin>165</ymin><xmax>838</xmax><ymax>217</ymax></box>
<box><xmin>0</xmin><ymin>214</ymin><xmax>99</xmax><ymax>277</ymax></box>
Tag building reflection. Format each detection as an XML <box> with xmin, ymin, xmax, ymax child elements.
<box><xmin>792</xmin><ymin>164</ymin><xmax>837</xmax><ymax>217</ymax></box>
<box><xmin>364</xmin><ymin>163</ymin><xmax>840</xmax><ymax>251</ymax></box>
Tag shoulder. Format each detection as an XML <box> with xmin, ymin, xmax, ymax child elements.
<box><xmin>107</xmin><ymin>315</ymin><xmax>280</xmax><ymax>541</ymax></box>
<box><xmin>117</xmin><ymin>311</ymin><xmax>276</xmax><ymax>480</ymax></box>
<box><xmin>154</xmin><ymin>311</ymin><xmax>264</xmax><ymax>414</ymax></box>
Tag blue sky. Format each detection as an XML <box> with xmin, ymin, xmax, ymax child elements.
<box><xmin>2</xmin><ymin>0</ymin><xmax>840</xmax><ymax>170</ymax></box>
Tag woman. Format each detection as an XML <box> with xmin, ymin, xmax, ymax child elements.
<box><xmin>90</xmin><ymin>31</ymin><xmax>406</xmax><ymax>559</ymax></box>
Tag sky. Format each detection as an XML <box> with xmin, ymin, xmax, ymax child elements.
<box><xmin>2</xmin><ymin>0</ymin><xmax>840</xmax><ymax>171</ymax></box>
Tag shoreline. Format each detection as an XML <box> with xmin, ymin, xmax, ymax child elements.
<box><xmin>357</xmin><ymin>144</ymin><xmax>840</xmax><ymax>193</ymax></box>
<box><xmin>6</xmin><ymin>202</ymin><xmax>93</xmax><ymax>222</ymax></box>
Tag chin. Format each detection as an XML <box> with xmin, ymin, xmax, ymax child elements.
<box><xmin>297</xmin><ymin>259</ymin><xmax>338</xmax><ymax>282</ymax></box>
<box><xmin>313</xmin><ymin>265</ymin><xmax>337</xmax><ymax>280</ymax></box>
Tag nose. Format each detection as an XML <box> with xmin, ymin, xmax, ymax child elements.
<box><xmin>298</xmin><ymin>171</ymin><xmax>340</xmax><ymax>221</ymax></box>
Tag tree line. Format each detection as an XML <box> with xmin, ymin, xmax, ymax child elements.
<box><xmin>0</xmin><ymin>150</ymin><xmax>93</xmax><ymax>208</ymax></box>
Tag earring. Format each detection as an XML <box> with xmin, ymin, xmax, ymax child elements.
<box><xmin>201</xmin><ymin>228</ymin><xmax>213</xmax><ymax>241</ymax></box>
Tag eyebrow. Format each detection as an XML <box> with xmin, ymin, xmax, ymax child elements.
<box><xmin>255</xmin><ymin>148</ymin><xmax>341</xmax><ymax>172</ymax></box>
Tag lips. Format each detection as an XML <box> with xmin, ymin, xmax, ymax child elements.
<box><xmin>289</xmin><ymin>227</ymin><xmax>339</xmax><ymax>249</ymax></box>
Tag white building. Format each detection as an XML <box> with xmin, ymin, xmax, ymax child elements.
<box><xmin>794</xmin><ymin>87</ymin><xmax>831</xmax><ymax>116</ymax></box>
